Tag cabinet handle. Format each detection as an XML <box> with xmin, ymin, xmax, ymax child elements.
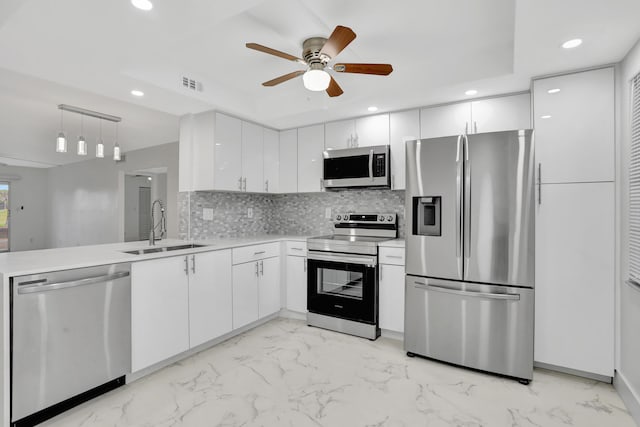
<box><xmin>386</xmin><ymin>255</ymin><xmax>403</xmax><ymax>259</ymax></box>
<box><xmin>291</xmin><ymin>247</ymin><xmax>303</xmax><ymax>251</ymax></box>
<box><xmin>255</xmin><ymin>262</ymin><xmax>259</xmax><ymax>277</ymax></box>
<box><xmin>238</xmin><ymin>177</ymin><xmax>243</xmax><ymax>190</ymax></box>
<box><xmin>242</xmin><ymin>177</ymin><xmax>247</xmax><ymax>191</ymax></box>
<box><xmin>538</xmin><ymin>163</ymin><xmax>542</xmax><ymax>205</ymax></box>
<box><xmin>184</xmin><ymin>256</ymin><xmax>189</xmax><ymax>275</ymax></box>
<box><xmin>254</xmin><ymin>250</ymin><xmax>266</xmax><ymax>255</ymax></box>
<box><xmin>474</xmin><ymin>121</ymin><xmax>477</xmax><ymax>134</ymax></box>
<box><xmin>260</xmin><ymin>260</ymin><xmax>264</xmax><ymax>276</ymax></box>
<box><xmin>265</xmin><ymin>179</ymin><xmax>269</xmax><ymax>192</ymax></box>
<box><xmin>191</xmin><ymin>255</ymin><xmax>196</xmax><ymax>274</ymax></box>
<box><xmin>304</xmin><ymin>259</ymin><xmax>307</xmax><ymax>272</ymax></box>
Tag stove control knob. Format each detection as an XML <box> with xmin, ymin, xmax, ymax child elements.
<box><xmin>387</xmin><ymin>215</ymin><xmax>394</xmax><ymax>222</ymax></box>
<box><xmin>336</xmin><ymin>215</ymin><xmax>341</xmax><ymax>221</ymax></box>
<box><xmin>344</xmin><ymin>214</ymin><xmax>349</xmax><ymax>221</ymax></box>
<box><xmin>379</xmin><ymin>215</ymin><xmax>384</xmax><ymax>222</ymax></box>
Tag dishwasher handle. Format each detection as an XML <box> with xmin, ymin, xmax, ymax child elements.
<box><xmin>17</xmin><ymin>271</ymin><xmax>130</xmax><ymax>295</ymax></box>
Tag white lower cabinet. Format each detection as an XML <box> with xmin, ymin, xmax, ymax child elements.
<box><xmin>258</xmin><ymin>257</ymin><xmax>281</xmax><ymax>317</ymax></box>
<box><xmin>132</xmin><ymin>250</ymin><xmax>233</xmax><ymax>372</ymax></box>
<box><xmin>232</xmin><ymin>261</ymin><xmax>260</xmax><ymax>328</ymax></box>
<box><xmin>535</xmin><ymin>182</ymin><xmax>614</xmax><ymax>377</ymax></box>
<box><xmin>286</xmin><ymin>255</ymin><xmax>307</xmax><ymax>313</ymax></box>
<box><xmin>378</xmin><ymin>247</ymin><xmax>405</xmax><ymax>333</ymax></box>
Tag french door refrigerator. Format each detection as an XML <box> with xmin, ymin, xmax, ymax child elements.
<box><xmin>405</xmin><ymin>129</ymin><xmax>535</xmax><ymax>383</ymax></box>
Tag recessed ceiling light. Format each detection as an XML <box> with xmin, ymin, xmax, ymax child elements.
<box><xmin>562</xmin><ymin>38</ymin><xmax>582</xmax><ymax>49</ymax></box>
<box><xmin>465</xmin><ymin>89</ymin><xmax>478</xmax><ymax>96</ymax></box>
<box><xmin>540</xmin><ymin>115</ymin><xmax>552</xmax><ymax>119</ymax></box>
<box><xmin>367</xmin><ymin>106</ymin><xmax>378</xmax><ymax>112</ymax></box>
<box><xmin>131</xmin><ymin>0</ymin><xmax>153</xmax><ymax>10</ymax></box>
<box><xmin>131</xmin><ymin>90</ymin><xmax>144</xmax><ymax>97</ymax></box>
<box><xmin>547</xmin><ymin>88</ymin><xmax>561</xmax><ymax>94</ymax></box>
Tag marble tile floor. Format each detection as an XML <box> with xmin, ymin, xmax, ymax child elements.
<box><xmin>42</xmin><ymin>318</ymin><xmax>635</xmax><ymax>427</ymax></box>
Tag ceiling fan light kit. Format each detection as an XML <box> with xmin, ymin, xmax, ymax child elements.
<box><xmin>246</xmin><ymin>25</ymin><xmax>393</xmax><ymax>97</ymax></box>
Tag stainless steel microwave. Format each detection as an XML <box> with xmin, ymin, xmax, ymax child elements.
<box><xmin>323</xmin><ymin>145</ymin><xmax>390</xmax><ymax>189</ymax></box>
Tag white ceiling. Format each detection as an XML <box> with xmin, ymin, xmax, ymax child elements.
<box><xmin>0</xmin><ymin>0</ymin><xmax>639</xmax><ymax>166</ymax></box>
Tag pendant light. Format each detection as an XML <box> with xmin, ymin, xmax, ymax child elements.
<box><xmin>55</xmin><ymin>108</ymin><xmax>67</xmax><ymax>153</ymax></box>
<box><xmin>113</xmin><ymin>122</ymin><xmax>121</xmax><ymax>161</ymax></box>
<box><xmin>96</xmin><ymin>119</ymin><xmax>105</xmax><ymax>158</ymax></box>
<box><xmin>77</xmin><ymin>114</ymin><xmax>87</xmax><ymax>156</ymax></box>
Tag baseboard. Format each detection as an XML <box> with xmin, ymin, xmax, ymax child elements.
<box><xmin>278</xmin><ymin>309</ymin><xmax>306</xmax><ymax>321</ymax></box>
<box><xmin>533</xmin><ymin>361</ymin><xmax>612</xmax><ymax>383</ymax></box>
<box><xmin>614</xmin><ymin>370</ymin><xmax>640</xmax><ymax>425</ymax></box>
<box><xmin>380</xmin><ymin>329</ymin><xmax>403</xmax><ymax>342</ymax></box>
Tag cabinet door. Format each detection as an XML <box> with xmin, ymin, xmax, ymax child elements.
<box><xmin>533</xmin><ymin>67</ymin><xmax>614</xmax><ymax>183</ymax></box>
<box><xmin>189</xmin><ymin>250</ymin><xmax>232</xmax><ymax>348</ymax></box>
<box><xmin>325</xmin><ymin>119</ymin><xmax>355</xmax><ymax>150</ymax></box>
<box><xmin>297</xmin><ymin>124</ymin><xmax>325</xmax><ymax>192</ymax></box>
<box><xmin>232</xmin><ymin>262</ymin><xmax>259</xmax><ymax>328</ymax></box>
<box><xmin>258</xmin><ymin>257</ymin><xmax>281</xmax><ymax>317</ymax></box>
<box><xmin>379</xmin><ymin>263</ymin><xmax>405</xmax><ymax>332</ymax></box>
<box><xmin>286</xmin><ymin>255</ymin><xmax>307</xmax><ymax>313</ymax></box>
<box><xmin>389</xmin><ymin>109</ymin><xmax>420</xmax><ymax>190</ymax></box>
<box><xmin>355</xmin><ymin>114</ymin><xmax>390</xmax><ymax>147</ymax></box>
<box><xmin>420</xmin><ymin>102</ymin><xmax>471</xmax><ymax>138</ymax></box>
<box><xmin>279</xmin><ymin>129</ymin><xmax>298</xmax><ymax>193</ymax></box>
<box><xmin>242</xmin><ymin>121</ymin><xmax>264</xmax><ymax>192</ymax></box>
<box><xmin>215</xmin><ymin>113</ymin><xmax>243</xmax><ymax>191</ymax></box>
<box><xmin>178</xmin><ymin>114</ymin><xmax>194</xmax><ymax>192</ymax></box>
<box><xmin>131</xmin><ymin>256</ymin><xmax>190</xmax><ymax>372</ymax></box>
<box><xmin>471</xmin><ymin>93</ymin><xmax>531</xmax><ymax>134</ymax></box>
<box><xmin>535</xmin><ymin>182</ymin><xmax>614</xmax><ymax>377</ymax></box>
<box><xmin>190</xmin><ymin>111</ymin><xmax>216</xmax><ymax>191</ymax></box>
<box><xmin>263</xmin><ymin>128</ymin><xmax>279</xmax><ymax>193</ymax></box>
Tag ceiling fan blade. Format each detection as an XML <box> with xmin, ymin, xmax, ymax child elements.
<box><xmin>333</xmin><ymin>63</ymin><xmax>393</xmax><ymax>75</ymax></box>
<box><xmin>326</xmin><ymin>76</ymin><xmax>344</xmax><ymax>97</ymax></box>
<box><xmin>246</xmin><ymin>43</ymin><xmax>305</xmax><ymax>64</ymax></box>
<box><xmin>262</xmin><ymin>70</ymin><xmax>305</xmax><ymax>87</ymax></box>
<box><xmin>320</xmin><ymin>25</ymin><xmax>356</xmax><ymax>58</ymax></box>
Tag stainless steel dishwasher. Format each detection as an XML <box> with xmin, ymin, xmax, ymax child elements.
<box><xmin>11</xmin><ymin>263</ymin><xmax>131</xmax><ymax>426</ymax></box>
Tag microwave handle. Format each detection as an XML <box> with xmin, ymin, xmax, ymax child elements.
<box><xmin>369</xmin><ymin>149</ymin><xmax>374</xmax><ymax>181</ymax></box>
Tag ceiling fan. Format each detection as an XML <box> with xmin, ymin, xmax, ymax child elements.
<box><xmin>246</xmin><ymin>25</ymin><xmax>393</xmax><ymax>97</ymax></box>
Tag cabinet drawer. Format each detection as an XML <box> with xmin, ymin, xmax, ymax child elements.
<box><xmin>286</xmin><ymin>241</ymin><xmax>307</xmax><ymax>256</ymax></box>
<box><xmin>379</xmin><ymin>247</ymin><xmax>405</xmax><ymax>265</ymax></box>
<box><xmin>233</xmin><ymin>242</ymin><xmax>280</xmax><ymax>264</ymax></box>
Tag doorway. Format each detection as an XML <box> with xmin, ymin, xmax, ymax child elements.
<box><xmin>0</xmin><ymin>182</ymin><xmax>8</xmax><ymax>252</ymax></box>
<box><xmin>123</xmin><ymin>170</ymin><xmax>167</xmax><ymax>242</ymax></box>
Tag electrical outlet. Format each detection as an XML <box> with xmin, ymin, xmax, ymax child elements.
<box><xmin>325</xmin><ymin>207</ymin><xmax>332</xmax><ymax>219</ymax></box>
<box><xmin>203</xmin><ymin>208</ymin><xmax>214</xmax><ymax>221</ymax></box>
<box><xmin>247</xmin><ymin>207</ymin><xmax>253</xmax><ymax>218</ymax></box>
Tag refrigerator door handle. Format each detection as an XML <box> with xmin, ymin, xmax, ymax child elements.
<box><xmin>456</xmin><ymin>135</ymin><xmax>463</xmax><ymax>279</ymax></box>
<box><xmin>463</xmin><ymin>135</ymin><xmax>472</xmax><ymax>279</ymax></box>
<box><xmin>538</xmin><ymin>163</ymin><xmax>542</xmax><ymax>205</ymax></box>
<box><xmin>413</xmin><ymin>282</ymin><xmax>520</xmax><ymax>301</ymax></box>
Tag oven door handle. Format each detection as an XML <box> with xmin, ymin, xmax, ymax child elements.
<box><xmin>308</xmin><ymin>251</ymin><xmax>377</xmax><ymax>267</ymax></box>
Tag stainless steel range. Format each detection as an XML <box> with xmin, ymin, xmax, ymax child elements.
<box><xmin>307</xmin><ymin>212</ymin><xmax>397</xmax><ymax>340</ymax></box>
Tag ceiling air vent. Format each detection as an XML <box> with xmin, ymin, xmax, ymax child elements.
<box><xmin>182</xmin><ymin>76</ymin><xmax>203</xmax><ymax>92</ymax></box>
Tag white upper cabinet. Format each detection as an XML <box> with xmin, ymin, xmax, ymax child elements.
<box><xmin>471</xmin><ymin>93</ymin><xmax>531</xmax><ymax>134</ymax></box>
<box><xmin>178</xmin><ymin>114</ymin><xmax>194</xmax><ymax>192</ymax></box>
<box><xmin>355</xmin><ymin>114</ymin><xmax>390</xmax><ymax>147</ymax></box>
<box><xmin>215</xmin><ymin>113</ymin><xmax>243</xmax><ymax>191</ymax></box>
<box><xmin>420</xmin><ymin>102</ymin><xmax>471</xmax><ymax>138</ymax></box>
<box><xmin>533</xmin><ymin>67</ymin><xmax>615</xmax><ymax>184</ymax></box>
<box><xmin>241</xmin><ymin>121</ymin><xmax>264</xmax><ymax>192</ymax></box>
<box><xmin>298</xmin><ymin>124</ymin><xmax>325</xmax><ymax>192</ymax></box>
<box><xmin>279</xmin><ymin>129</ymin><xmax>298</xmax><ymax>193</ymax></box>
<box><xmin>325</xmin><ymin>119</ymin><xmax>355</xmax><ymax>150</ymax></box>
<box><xmin>389</xmin><ymin>109</ymin><xmax>420</xmax><ymax>190</ymax></box>
<box><xmin>179</xmin><ymin>112</ymin><xmax>216</xmax><ymax>192</ymax></box>
<box><xmin>263</xmin><ymin>128</ymin><xmax>279</xmax><ymax>193</ymax></box>
<box><xmin>420</xmin><ymin>93</ymin><xmax>531</xmax><ymax>139</ymax></box>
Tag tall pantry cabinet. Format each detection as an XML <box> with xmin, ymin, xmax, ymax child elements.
<box><xmin>533</xmin><ymin>67</ymin><xmax>615</xmax><ymax>379</ymax></box>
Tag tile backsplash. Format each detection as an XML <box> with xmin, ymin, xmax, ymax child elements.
<box><xmin>180</xmin><ymin>189</ymin><xmax>406</xmax><ymax>240</ymax></box>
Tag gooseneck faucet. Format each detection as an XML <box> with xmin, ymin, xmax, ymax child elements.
<box><xmin>149</xmin><ymin>199</ymin><xmax>167</xmax><ymax>246</ymax></box>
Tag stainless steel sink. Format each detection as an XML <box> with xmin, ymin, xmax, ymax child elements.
<box><xmin>123</xmin><ymin>243</ymin><xmax>208</xmax><ymax>255</ymax></box>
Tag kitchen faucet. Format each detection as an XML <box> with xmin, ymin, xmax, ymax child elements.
<box><xmin>149</xmin><ymin>199</ymin><xmax>167</xmax><ymax>245</ymax></box>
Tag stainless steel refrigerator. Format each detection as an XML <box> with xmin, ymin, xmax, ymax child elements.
<box><xmin>404</xmin><ymin>129</ymin><xmax>535</xmax><ymax>383</ymax></box>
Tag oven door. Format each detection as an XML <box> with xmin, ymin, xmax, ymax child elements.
<box><xmin>307</xmin><ymin>251</ymin><xmax>378</xmax><ymax>324</ymax></box>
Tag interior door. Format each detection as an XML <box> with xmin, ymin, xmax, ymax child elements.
<box><xmin>405</xmin><ymin>136</ymin><xmax>462</xmax><ymax>280</ymax></box>
<box><xmin>464</xmin><ymin>130</ymin><xmax>534</xmax><ymax>287</ymax></box>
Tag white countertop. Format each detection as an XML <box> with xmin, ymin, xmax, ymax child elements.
<box><xmin>0</xmin><ymin>235</ymin><xmax>309</xmax><ymax>277</ymax></box>
<box><xmin>378</xmin><ymin>238</ymin><xmax>405</xmax><ymax>248</ymax></box>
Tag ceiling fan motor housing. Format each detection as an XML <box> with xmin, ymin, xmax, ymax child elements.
<box><xmin>302</xmin><ymin>37</ymin><xmax>330</xmax><ymax>67</ymax></box>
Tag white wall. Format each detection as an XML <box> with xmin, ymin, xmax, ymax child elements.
<box><xmin>46</xmin><ymin>142</ymin><xmax>179</xmax><ymax>248</ymax></box>
<box><xmin>0</xmin><ymin>166</ymin><xmax>47</xmax><ymax>251</ymax></box>
<box><xmin>616</xmin><ymin>37</ymin><xmax>640</xmax><ymax>422</ymax></box>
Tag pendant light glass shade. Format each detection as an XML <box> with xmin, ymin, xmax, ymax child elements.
<box><xmin>96</xmin><ymin>139</ymin><xmax>105</xmax><ymax>158</ymax></box>
<box><xmin>113</xmin><ymin>122</ymin><xmax>121</xmax><ymax>161</ymax></box>
<box><xmin>56</xmin><ymin>132</ymin><xmax>67</xmax><ymax>153</ymax></box>
<box><xmin>77</xmin><ymin>136</ymin><xmax>87</xmax><ymax>155</ymax></box>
